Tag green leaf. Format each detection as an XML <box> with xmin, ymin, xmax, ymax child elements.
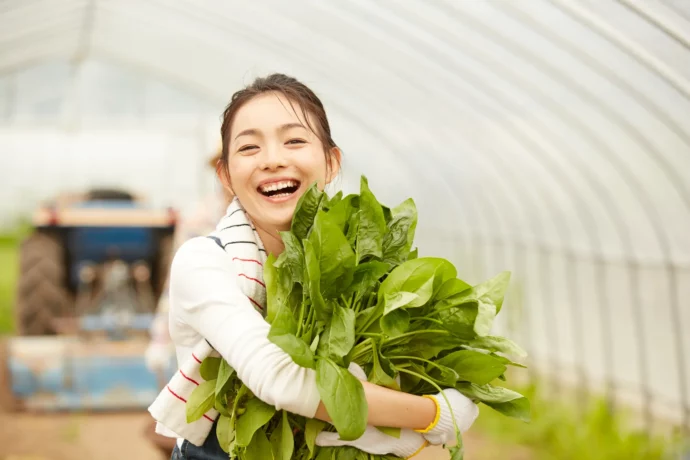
<box><xmin>328</xmin><ymin>193</ymin><xmax>356</xmax><ymax>231</ymax></box>
<box><xmin>275</xmin><ymin>231</ymin><xmax>304</xmax><ymax>284</ymax></box>
<box><xmin>265</xmin><ymin>253</ymin><xmax>294</xmax><ymax>324</ymax></box>
<box><xmin>437</xmin><ymin>350</ymin><xmax>506</xmax><ymax>385</ymax></box>
<box><xmin>369</xmin><ymin>341</ymin><xmax>400</xmax><ymax>391</ymax></box>
<box><xmin>485</xmin><ymin>396</ymin><xmax>531</xmax><ymax>422</ymax></box>
<box><xmin>379</xmin><ymin>258</ymin><xmax>451</xmax><ymax>313</ymax></box>
<box><xmin>304</xmin><ymin>239</ymin><xmax>331</xmax><ymax>322</ymax></box>
<box><xmin>475</xmin><ymin>271</ymin><xmax>511</xmax><ymax>314</ymax></box>
<box><xmin>317</xmin><ymin>306</ymin><xmax>355</xmax><ymax>364</ymax></box>
<box><xmin>200</xmin><ymin>357</ymin><xmax>221</xmax><ymax>381</ymax></box>
<box><xmin>382</xmin><ymin>288</ymin><xmax>429</xmax><ymax>315</ymax></box>
<box><xmin>435</xmin><ymin>278</ymin><xmax>472</xmax><ymax>303</ymax></box>
<box><xmin>215</xmin><ymin>359</ymin><xmax>236</xmax><ymax>416</ymax></box>
<box><xmin>309</xmin><ymin>211</ymin><xmax>356</xmax><ymax>298</ymax></box>
<box><xmin>235</xmin><ymin>398</ymin><xmax>276</xmax><ymax>447</ymax></box>
<box><xmin>244</xmin><ymin>428</ymin><xmax>273</xmax><ymax>460</ymax></box>
<box><xmin>456</xmin><ymin>382</ymin><xmax>523</xmax><ymax>403</ymax></box>
<box><xmin>457</xmin><ymin>383</ymin><xmax>530</xmax><ymax>421</ymax></box>
<box><xmin>316</xmin><ymin>358</ymin><xmax>368</xmax><ymax>441</ymax></box>
<box><xmin>344</xmin><ymin>261</ymin><xmax>390</xmax><ymax>304</ymax></box>
<box><xmin>270</xmin><ymin>411</ymin><xmax>294</xmax><ymax>460</ymax></box>
<box><xmin>216</xmin><ymin>414</ymin><xmax>234</xmax><ymax>453</ymax></box>
<box><xmin>305</xmin><ymin>418</ymin><xmax>327</xmax><ymax>454</ymax></box>
<box><xmin>381</xmin><ymin>198</ymin><xmax>417</xmax><ymax>266</ymax></box>
<box><xmin>315</xmin><ymin>447</ymin><xmax>335</xmax><ymax>460</ymax></box>
<box><xmin>269</xmin><ymin>297</ymin><xmax>298</xmax><ymax>337</ymax></box>
<box><xmin>343</xmin><ymin>210</ymin><xmax>358</xmax><ymax>249</ymax></box>
<box><xmin>426</xmin><ymin>361</ymin><xmax>460</xmax><ymax>387</ymax></box>
<box><xmin>292</xmin><ymin>183</ymin><xmax>325</xmax><ymax>240</ymax></box>
<box><xmin>356</xmin><ymin>176</ymin><xmax>387</xmax><ymax>261</ymax></box>
<box><xmin>186</xmin><ymin>379</ymin><xmax>216</xmax><ymax>423</ymax></box>
<box><xmin>408</xmin><ymin>248</ymin><xmax>418</xmax><ymax>260</ymax></box>
<box><xmin>474</xmin><ymin>299</ymin><xmax>497</xmax><ymax>337</ymax></box>
<box><xmin>375</xmin><ymin>426</ymin><xmax>401</xmax><ymax>438</ymax></box>
<box><xmin>270</xmin><ymin>333</ymin><xmax>316</xmax><ymax>368</ymax></box>
<box><xmin>380</xmin><ymin>308</ymin><xmax>410</xmax><ymax>338</ymax></box>
<box><xmin>436</xmin><ymin>301</ymin><xmax>479</xmax><ymax>340</ymax></box>
<box><xmin>468</xmin><ymin>336</ymin><xmax>527</xmax><ymax>358</ymax></box>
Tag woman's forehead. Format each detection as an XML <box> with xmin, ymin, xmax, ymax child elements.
<box><xmin>232</xmin><ymin>92</ymin><xmax>309</xmax><ymax>132</ymax></box>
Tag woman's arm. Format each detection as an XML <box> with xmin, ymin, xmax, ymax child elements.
<box><xmin>170</xmin><ymin>238</ymin><xmax>436</xmax><ymax>430</ymax></box>
<box><xmin>314</xmin><ymin>383</ymin><xmax>436</xmax><ymax>430</ymax></box>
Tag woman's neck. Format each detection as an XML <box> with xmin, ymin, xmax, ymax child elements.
<box><xmin>253</xmin><ymin>222</ymin><xmax>286</xmax><ymax>257</ymax></box>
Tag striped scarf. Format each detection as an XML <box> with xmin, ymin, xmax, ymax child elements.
<box><xmin>148</xmin><ymin>198</ymin><xmax>267</xmax><ymax>445</ymax></box>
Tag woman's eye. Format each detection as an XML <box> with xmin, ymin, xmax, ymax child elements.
<box><xmin>238</xmin><ymin>145</ymin><xmax>258</xmax><ymax>152</ymax></box>
<box><xmin>286</xmin><ymin>139</ymin><xmax>306</xmax><ymax>145</ymax></box>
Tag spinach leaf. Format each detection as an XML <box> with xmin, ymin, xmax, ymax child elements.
<box><xmin>379</xmin><ymin>258</ymin><xmax>451</xmax><ymax>314</ymax></box>
<box><xmin>265</xmin><ymin>253</ymin><xmax>294</xmax><ymax>324</ymax></box>
<box><xmin>468</xmin><ymin>336</ymin><xmax>527</xmax><ymax>358</ymax></box>
<box><xmin>244</xmin><ymin>428</ymin><xmax>273</xmax><ymax>460</ymax></box>
<box><xmin>236</xmin><ymin>397</ymin><xmax>276</xmax><ymax>447</ymax></box>
<box><xmin>215</xmin><ymin>359</ymin><xmax>236</xmax><ymax>417</ymax></box>
<box><xmin>304</xmin><ymin>239</ymin><xmax>331</xmax><ymax>322</ymax></box>
<box><xmin>270</xmin><ymin>410</ymin><xmax>294</xmax><ymax>460</ymax></box>
<box><xmin>356</xmin><ymin>176</ymin><xmax>387</xmax><ymax>261</ymax></box>
<box><xmin>270</xmin><ymin>333</ymin><xmax>316</xmax><ymax>369</ymax></box>
<box><xmin>275</xmin><ymin>231</ymin><xmax>305</xmax><ymax>284</ymax></box>
<box><xmin>382</xmin><ymin>198</ymin><xmax>417</xmax><ymax>266</ymax></box>
<box><xmin>369</xmin><ymin>341</ymin><xmax>400</xmax><ymax>391</ymax></box>
<box><xmin>216</xmin><ymin>414</ymin><xmax>235</xmax><ymax>453</ymax></box>
<box><xmin>380</xmin><ymin>308</ymin><xmax>410</xmax><ymax>338</ymax></box>
<box><xmin>200</xmin><ymin>357</ymin><xmax>221</xmax><ymax>381</ymax></box>
<box><xmin>186</xmin><ymin>379</ymin><xmax>216</xmax><ymax>423</ymax></box>
<box><xmin>292</xmin><ymin>183</ymin><xmax>325</xmax><ymax>240</ymax></box>
<box><xmin>456</xmin><ymin>382</ymin><xmax>530</xmax><ymax>422</ymax></box>
<box><xmin>317</xmin><ymin>305</ymin><xmax>356</xmax><ymax>365</ymax></box>
<box><xmin>308</xmin><ymin>211</ymin><xmax>356</xmax><ymax>299</ymax></box>
<box><xmin>316</xmin><ymin>358</ymin><xmax>368</xmax><ymax>441</ymax></box>
<box><xmin>344</xmin><ymin>261</ymin><xmax>390</xmax><ymax>304</ymax></box>
<box><xmin>437</xmin><ymin>350</ymin><xmax>506</xmax><ymax>385</ymax></box>
<box><xmin>305</xmin><ymin>418</ymin><xmax>327</xmax><ymax>455</ymax></box>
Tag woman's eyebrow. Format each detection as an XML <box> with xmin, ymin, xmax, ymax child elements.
<box><xmin>234</xmin><ymin>128</ymin><xmax>259</xmax><ymax>141</ymax></box>
<box><xmin>234</xmin><ymin>123</ymin><xmax>305</xmax><ymax>141</ymax></box>
<box><xmin>279</xmin><ymin>122</ymin><xmax>307</xmax><ymax>132</ymax></box>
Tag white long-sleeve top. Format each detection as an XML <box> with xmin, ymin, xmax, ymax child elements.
<box><xmin>149</xmin><ymin>199</ymin><xmax>321</xmax><ymax>446</ymax></box>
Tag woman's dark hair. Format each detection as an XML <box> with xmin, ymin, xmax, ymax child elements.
<box><xmin>218</xmin><ymin>73</ymin><xmax>338</xmax><ymax>176</ymax></box>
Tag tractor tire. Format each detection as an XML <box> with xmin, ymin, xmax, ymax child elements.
<box><xmin>15</xmin><ymin>232</ymin><xmax>72</xmax><ymax>336</ymax></box>
<box><xmin>0</xmin><ymin>338</ymin><xmax>18</xmax><ymax>412</ymax></box>
<box><xmin>155</xmin><ymin>234</ymin><xmax>174</xmax><ymax>301</ymax></box>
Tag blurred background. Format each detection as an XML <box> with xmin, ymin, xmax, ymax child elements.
<box><xmin>1</xmin><ymin>0</ymin><xmax>689</xmax><ymax>459</ymax></box>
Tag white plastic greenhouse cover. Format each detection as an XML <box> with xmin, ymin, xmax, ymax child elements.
<box><xmin>0</xmin><ymin>0</ymin><xmax>689</xmax><ymax>425</ymax></box>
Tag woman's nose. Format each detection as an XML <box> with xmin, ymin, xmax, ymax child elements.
<box><xmin>260</xmin><ymin>143</ymin><xmax>287</xmax><ymax>170</ymax></box>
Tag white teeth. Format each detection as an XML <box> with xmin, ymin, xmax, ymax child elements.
<box><xmin>259</xmin><ymin>180</ymin><xmax>298</xmax><ymax>193</ymax></box>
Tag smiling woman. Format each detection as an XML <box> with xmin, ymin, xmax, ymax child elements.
<box><xmin>216</xmin><ymin>77</ymin><xmax>342</xmax><ymax>257</ymax></box>
<box><xmin>148</xmin><ymin>74</ymin><xmax>479</xmax><ymax>460</ymax></box>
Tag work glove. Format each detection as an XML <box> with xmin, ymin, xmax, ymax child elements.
<box><xmin>315</xmin><ymin>425</ymin><xmax>427</xmax><ymax>458</ymax></box>
<box><xmin>415</xmin><ymin>388</ymin><xmax>479</xmax><ymax>446</ymax></box>
<box><xmin>315</xmin><ymin>363</ymin><xmax>427</xmax><ymax>458</ymax></box>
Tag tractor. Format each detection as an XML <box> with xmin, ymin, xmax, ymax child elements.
<box><xmin>0</xmin><ymin>189</ymin><xmax>178</xmax><ymax>413</ymax></box>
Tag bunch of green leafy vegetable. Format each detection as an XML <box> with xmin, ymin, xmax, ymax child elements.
<box><xmin>186</xmin><ymin>176</ymin><xmax>530</xmax><ymax>460</ymax></box>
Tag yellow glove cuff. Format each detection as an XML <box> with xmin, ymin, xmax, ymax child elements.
<box><xmin>414</xmin><ymin>395</ymin><xmax>441</xmax><ymax>434</ymax></box>
<box><xmin>406</xmin><ymin>440</ymin><xmax>429</xmax><ymax>459</ymax></box>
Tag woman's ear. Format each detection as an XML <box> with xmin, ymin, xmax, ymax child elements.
<box><xmin>217</xmin><ymin>161</ymin><xmax>234</xmax><ymax>195</ymax></box>
<box><xmin>325</xmin><ymin>147</ymin><xmax>342</xmax><ymax>184</ymax></box>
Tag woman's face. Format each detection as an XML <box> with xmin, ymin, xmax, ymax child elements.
<box><xmin>225</xmin><ymin>92</ymin><xmax>340</xmax><ymax>231</ymax></box>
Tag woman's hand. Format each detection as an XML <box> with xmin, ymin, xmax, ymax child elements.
<box><xmin>315</xmin><ymin>425</ymin><xmax>427</xmax><ymax>458</ymax></box>
<box><xmin>416</xmin><ymin>389</ymin><xmax>479</xmax><ymax>445</ymax></box>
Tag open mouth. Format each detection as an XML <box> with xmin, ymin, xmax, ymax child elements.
<box><xmin>257</xmin><ymin>179</ymin><xmax>301</xmax><ymax>199</ymax></box>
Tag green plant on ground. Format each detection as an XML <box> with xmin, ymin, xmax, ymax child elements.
<box><xmin>0</xmin><ymin>231</ymin><xmax>22</xmax><ymax>335</ymax></box>
<box><xmin>473</xmin><ymin>381</ymin><xmax>687</xmax><ymax>460</ymax></box>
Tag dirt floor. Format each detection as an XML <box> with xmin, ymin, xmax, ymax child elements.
<box><xmin>0</xmin><ymin>410</ymin><xmax>531</xmax><ymax>460</ymax></box>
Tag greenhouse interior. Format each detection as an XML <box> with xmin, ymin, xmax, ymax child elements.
<box><xmin>0</xmin><ymin>1</ymin><xmax>689</xmax><ymax>459</ymax></box>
